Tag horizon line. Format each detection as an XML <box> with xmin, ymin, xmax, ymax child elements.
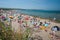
<box><xmin>0</xmin><ymin>7</ymin><xmax>60</xmax><ymax>11</ymax></box>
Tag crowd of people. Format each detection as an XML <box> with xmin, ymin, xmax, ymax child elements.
<box><xmin>17</xmin><ymin>14</ymin><xmax>50</xmax><ymax>30</ymax></box>
<box><xmin>0</xmin><ymin>10</ymin><xmax>60</xmax><ymax>40</ymax></box>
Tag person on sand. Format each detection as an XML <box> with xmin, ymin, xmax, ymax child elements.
<box><xmin>33</xmin><ymin>20</ymin><xmax>37</xmax><ymax>27</ymax></box>
<box><xmin>44</xmin><ymin>21</ymin><xmax>47</xmax><ymax>24</ymax></box>
<box><xmin>35</xmin><ymin>20</ymin><xmax>40</xmax><ymax>28</ymax></box>
<box><xmin>2</xmin><ymin>16</ymin><xmax>5</xmax><ymax>20</ymax></box>
<box><xmin>51</xmin><ymin>26</ymin><xmax>60</xmax><ymax>31</ymax></box>
<box><xmin>47</xmin><ymin>21</ymin><xmax>51</xmax><ymax>25</ymax></box>
<box><xmin>53</xmin><ymin>17</ymin><xmax>56</xmax><ymax>21</ymax></box>
<box><xmin>39</xmin><ymin>22</ymin><xmax>43</xmax><ymax>26</ymax></box>
<box><xmin>50</xmin><ymin>26</ymin><xmax>60</xmax><ymax>39</ymax></box>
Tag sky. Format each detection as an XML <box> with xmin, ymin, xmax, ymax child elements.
<box><xmin>0</xmin><ymin>0</ymin><xmax>60</xmax><ymax>10</ymax></box>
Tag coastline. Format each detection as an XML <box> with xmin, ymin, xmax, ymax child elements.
<box><xmin>18</xmin><ymin>13</ymin><xmax>60</xmax><ymax>23</ymax></box>
<box><xmin>13</xmin><ymin>13</ymin><xmax>60</xmax><ymax>40</ymax></box>
<box><xmin>17</xmin><ymin>13</ymin><xmax>60</xmax><ymax>26</ymax></box>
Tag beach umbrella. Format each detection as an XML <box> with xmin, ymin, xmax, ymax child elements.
<box><xmin>1</xmin><ymin>16</ymin><xmax>7</xmax><ymax>21</ymax></box>
<box><xmin>18</xmin><ymin>16</ymin><xmax>21</xmax><ymax>20</ymax></box>
<box><xmin>44</xmin><ymin>23</ymin><xmax>49</xmax><ymax>27</ymax></box>
<box><xmin>9</xmin><ymin>16</ymin><xmax>13</xmax><ymax>28</ymax></box>
<box><xmin>40</xmin><ymin>26</ymin><xmax>46</xmax><ymax>30</ymax></box>
<box><xmin>25</xmin><ymin>16</ymin><xmax>29</xmax><ymax>20</ymax></box>
<box><xmin>51</xmin><ymin>26</ymin><xmax>60</xmax><ymax>31</ymax></box>
<box><xmin>2</xmin><ymin>16</ymin><xmax>5</xmax><ymax>19</ymax></box>
<box><xmin>9</xmin><ymin>16</ymin><xmax>13</xmax><ymax>19</ymax></box>
<box><xmin>25</xmin><ymin>17</ymin><xmax>29</xmax><ymax>20</ymax></box>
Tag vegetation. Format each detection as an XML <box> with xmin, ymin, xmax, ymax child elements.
<box><xmin>0</xmin><ymin>21</ymin><xmax>15</xmax><ymax>40</ymax></box>
<box><xmin>55</xmin><ymin>20</ymin><xmax>60</xmax><ymax>23</ymax></box>
<box><xmin>0</xmin><ymin>21</ymin><xmax>31</xmax><ymax>40</ymax></box>
<box><xmin>0</xmin><ymin>8</ymin><xmax>22</xmax><ymax>10</ymax></box>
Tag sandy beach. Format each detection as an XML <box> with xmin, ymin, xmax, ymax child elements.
<box><xmin>11</xmin><ymin>13</ymin><xmax>60</xmax><ymax>40</ymax></box>
<box><xmin>0</xmin><ymin>10</ymin><xmax>60</xmax><ymax>40</ymax></box>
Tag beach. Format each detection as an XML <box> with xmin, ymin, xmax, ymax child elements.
<box><xmin>0</xmin><ymin>10</ymin><xmax>60</xmax><ymax>40</ymax></box>
<box><xmin>12</xmin><ymin>14</ymin><xmax>60</xmax><ymax>40</ymax></box>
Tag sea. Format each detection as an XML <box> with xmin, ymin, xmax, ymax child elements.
<box><xmin>17</xmin><ymin>9</ymin><xmax>60</xmax><ymax>20</ymax></box>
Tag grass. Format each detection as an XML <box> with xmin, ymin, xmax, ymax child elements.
<box><xmin>0</xmin><ymin>21</ymin><xmax>31</xmax><ymax>40</ymax></box>
<box><xmin>0</xmin><ymin>21</ymin><xmax>15</xmax><ymax>40</ymax></box>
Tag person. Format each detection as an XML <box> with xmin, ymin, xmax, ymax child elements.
<box><xmin>39</xmin><ymin>22</ymin><xmax>43</xmax><ymax>26</ymax></box>
<box><xmin>47</xmin><ymin>21</ymin><xmax>51</xmax><ymax>25</ymax></box>
<box><xmin>51</xmin><ymin>26</ymin><xmax>60</xmax><ymax>31</ymax></box>
<box><xmin>53</xmin><ymin>17</ymin><xmax>56</xmax><ymax>21</ymax></box>
<box><xmin>51</xmin><ymin>26</ymin><xmax>60</xmax><ymax>39</ymax></box>
<box><xmin>18</xmin><ymin>16</ymin><xmax>21</xmax><ymax>20</ymax></box>
<box><xmin>44</xmin><ymin>21</ymin><xmax>46</xmax><ymax>25</ymax></box>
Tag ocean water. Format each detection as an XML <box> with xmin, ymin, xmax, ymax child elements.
<box><xmin>17</xmin><ymin>9</ymin><xmax>60</xmax><ymax>20</ymax></box>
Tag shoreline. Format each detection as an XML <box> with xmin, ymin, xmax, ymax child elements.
<box><xmin>16</xmin><ymin>13</ymin><xmax>60</xmax><ymax>27</ymax></box>
<box><xmin>0</xmin><ymin>9</ymin><xmax>60</xmax><ymax>23</ymax></box>
<box><xmin>17</xmin><ymin>13</ymin><xmax>60</xmax><ymax>23</ymax></box>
